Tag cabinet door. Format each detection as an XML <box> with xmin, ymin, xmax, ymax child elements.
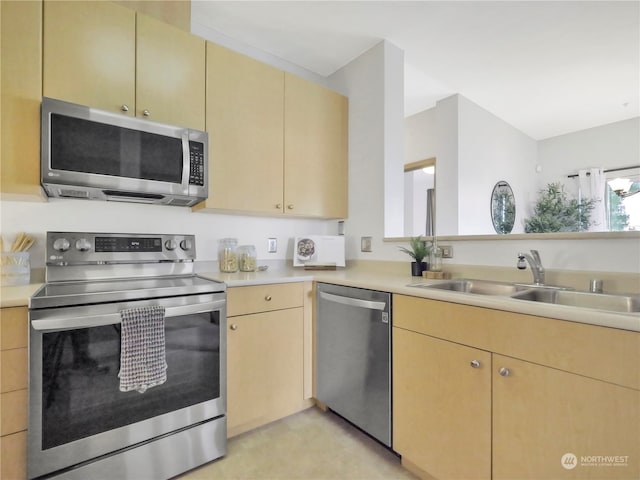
<box><xmin>0</xmin><ymin>307</ymin><xmax>29</xmax><ymax>479</ymax></box>
<box><xmin>136</xmin><ymin>13</ymin><xmax>205</xmax><ymax>130</ymax></box>
<box><xmin>1</xmin><ymin>0</ymin><xmax>43</xmax><ymax>200</ymax></box>
<box><xmin>43</xmin><ymin>1</ymin><xmax>135</xmax><ymax>114</ymax></box>
<box><xmin>227</xmin><ymin>308</ymin><xmax>303</xmax><ymax>437</ymax></box>
<box><xmin>393</xmin><ymin>327</ymin><xmax>492</xmax><ymax>480</ymax></box>
<box><xmin>284</xmin><ymin>74</ymin><xmax>348</xmax><ymax>218</ymax></box>
<box><xmin>197</xmin><ymin>42</ymin><xmax>284</xmax><ymax>214</ymax></box>
<box><xmin>493</xmin><ymin>355</ymin><xmax>640</xmax><ymax>479</ymax></box>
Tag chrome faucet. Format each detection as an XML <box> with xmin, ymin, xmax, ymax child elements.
<box><xmin>517</xmin><ymin>250</ymin><xmax>545</xmax><ymax>285</ymax></box>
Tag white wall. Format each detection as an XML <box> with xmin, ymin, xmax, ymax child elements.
<box><xmin>402</xmin><ymin>96</ymin><xmax>639</xmax><ymax>273</ymax></box>
<box><xmin>405</xmin><ymin>107</ymin><xmax>437</xmax><ymax>163</ymax></box>
<box><xmin>457</xmin><ymin>96</ymin><xmax>538</xmax><ymax>234</ymax></box>
<box><xmin>404</xmin><ymin>170</ymin><xmax>434</xmax><ymax>236</ymax></box>
<box><xmin>434</xmin><ymin>95</ymin><xmax>460</xmax><ymax>237</ymax></box>
<box><xmin>0</xmin><ymin>199</ymin><xmax>332</xmax><ymax>270</ymax></box>
<box><xmin>438</xmin><ymin>236</ymin><xmax>640</xmax><ymax>273</ymax></box>
<box><xmin>328</xmin><ymin>40</ymin><xmax>406</xmax><ymax>260</ymax></box>
<box><xmin>404</xmin><ymin>95</ymin><xmax>537</xmax><ymax>236</ymax></box>
<box><xmin>383</xmin><ymin>42</ymin><xmax>406</xmax><ymax>238</ymax></box>
<box><xmin>538</xmin><ymin>117</ymin><xmax>640</xmax><ymax>197</ymax></box>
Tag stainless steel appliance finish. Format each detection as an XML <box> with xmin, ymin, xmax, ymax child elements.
<box><xmin>41</xmin><ymin>97</ymin><xmax>208</xmax><ymax>206</ymax></box>
<box><xmin>315</xmin><ymin>282</ymin><xmax>392</xmax><ymax>447</ymax></box>
<box><xmin>28</xmin><ymin>232</ymin><xmax>226</xmax><ymax>480</ymax></box>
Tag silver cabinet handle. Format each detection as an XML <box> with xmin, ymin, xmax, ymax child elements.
<box><xmin>275</xmin><ymin>204</ymin><xmax>282</xmax><ymax>209</ymax></box>
<box><xmin>143</xmin><ymin>109</ymin><xmax>151</xmax><ymax>116</ymax></box>
<box><xmin>319</xmin><ymin>291</ymin><xmax>386</xmax><ymax>311</ymax></box>
<box><xmin>121</xmin><ymin>105</ymin><xmax>129</xmax><ymax>112</ymax></box>
<box><xmin>287</xmin><ymin>204</ymin><xmax>294</xmax><ymax>210</ymax></box>
<box><xmin>265</xmin><ymin>295</ymin><xmax>272</xmax><ymax>301</ymax></box>
<box><xmin>470</xmin><ymin>360</ymin><xmax>481</xmax><ymax>368</ymax></box>
<box><xmin>499</xmin><ymin>367</ymin><xmax>511</xmax><ymax>377</ymax></box>
<box><xmin>230</xmin><ymin>324</ymin><xmax>238</xmax><ymax>331</ymax></box>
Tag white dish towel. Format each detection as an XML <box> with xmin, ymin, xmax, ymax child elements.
<box><xmin>118</xmin><ymin>305</ymin><xmax>167</xmax><ymax>393</ymax></box>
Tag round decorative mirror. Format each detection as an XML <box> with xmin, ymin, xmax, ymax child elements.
<box><xmin>491</xmin><ymin>181</ymin><xmax>516</xmax><ymax>234</ymax></box>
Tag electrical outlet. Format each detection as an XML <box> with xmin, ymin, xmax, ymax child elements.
<box><xmin>267</xmin><ymin>238</ymin><xmax>277</xmax><ymax>253</ymax></box>
<box><xmin>361</xmin><ymin>236</ymin><xmax>372</xmax><ymax>252</ymax></box>
<box><xmin>440</xmin><ymin>245</ymin><xmax>453</xmax><ymax>258</ymax></box>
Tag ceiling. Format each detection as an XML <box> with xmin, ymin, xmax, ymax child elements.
<box><xmin>191</xmin><ymin>1</ymin><xmax>639</xmax><ymax>140</ymax></box>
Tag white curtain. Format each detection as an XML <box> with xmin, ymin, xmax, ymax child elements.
<box><xmin>578</xmin><ymin>167</ymin><xmax>606</xmax><ymax>231</ymax></box>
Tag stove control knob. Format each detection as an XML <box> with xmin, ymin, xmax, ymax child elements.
<box><xmin>180</xmin><ymin>239</ymin><xmax>193</xmax><ymax>251</ymax></box>
<box><xmin>165</xmin><ymin>239</ymin><xmax>177</xmax><ymax>251</ymax></box>
<box><xmin>53</xmin><ymin>238</ymin><xmax>70</xmax><ymax>252</ymax></box>
<box><xmin>75</xmin><ymin>238</ymin><xmax>91</xmax><ymax>252</ymax></box>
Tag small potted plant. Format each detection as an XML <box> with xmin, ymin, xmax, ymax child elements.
<box><xmin>398</xmin><ymin>236</ymin><xmax>431</xmax><ymax>276</ymax></box>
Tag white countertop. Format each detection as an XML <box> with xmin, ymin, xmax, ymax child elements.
<box><xmin>3</xmin><ymin>266</ymin><xmax>639</xmax><ymax>332</ymax></box>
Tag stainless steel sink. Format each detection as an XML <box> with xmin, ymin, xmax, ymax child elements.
<box><xmin>409</xmin><ymin>279</ymin><xmax>526</xmax><ymax>296</ymax></box>
<box><xmin>512</xmin><ymin>289</ymin><xmax>640</xmax><ymax>313</ymax></box>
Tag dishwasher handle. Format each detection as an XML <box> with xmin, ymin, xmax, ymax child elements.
<box><xmin>319</xmin><ymin>291</ymin><xmax>387</xmax><ymax>311</ymax></box>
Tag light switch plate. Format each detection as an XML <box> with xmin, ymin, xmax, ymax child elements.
<box><xmin>361</xmin><ymin>236</ymin><xmax>372</xmax><ymax>252</ymax></box>
<box><xmin>268</xmin><ymin>238</ymin><xmax>277</xmax><ymax>253</ymax></box>
<box><xmin>440</xmin><ymin>245</ymin><xmax>453</xmax><ymax>258</ymax></box>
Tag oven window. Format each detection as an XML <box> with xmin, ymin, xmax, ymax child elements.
<box><xmin>50</xmin><ymin>114</ymin><xmax>184</xmax><ymax>183</ymax></box>
<box><xmin>40</xmin><ymin>312</ymin><xmax>220</xmax><ymax>450</ymax></box>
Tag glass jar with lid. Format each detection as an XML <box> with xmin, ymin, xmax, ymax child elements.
<box><xmin>218</xmin><ymin>238</ymin><xmax>239</xmax><ymax>273</ymax></box>
<box><xmin>238</xmin><ymin>245</ymin><xmax>257</xmax><ymax>272</ymax></box>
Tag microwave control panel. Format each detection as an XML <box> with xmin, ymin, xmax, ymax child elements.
<box><xmin>188</xmin><ymin>141</ymin><xmax>205</xmax><ymax>186</ymax></box>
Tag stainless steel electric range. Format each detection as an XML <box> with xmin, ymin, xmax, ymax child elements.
<box><xmin>28</xmin><ymin>232</ymin><xmax>227</xmax><ymax>480</ymax></box>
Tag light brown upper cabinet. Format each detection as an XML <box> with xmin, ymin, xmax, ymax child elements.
<box><xmin>284</xmin><ymin>74</ymin><xmax>348</xmax><ymax>219</ymax></box>
<box><xmin>43</xmin><ymin>1</ymin><xmax>205</xmax><ymax>130</ymax></box>
<box><xmin>200</xmin><ymin>42</ymin><xmax>285</xmax><ymax>214</ymax></box>
<box><xmin>1</xmin><ymin>0</ymin><xmax>44</xmax><ymax>200</ymax></box>
<box><xmin>135</xmin><ymin>14</ymin><xmax>205</xmax><ymax>130</ymax></box>
<box><xmin>195</xmin><ymin>44</ymin><xmax>348</xmax><ymax>219</ymax></box>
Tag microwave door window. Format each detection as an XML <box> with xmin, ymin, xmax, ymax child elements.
<box><xmin>50</xmin><ymin>114</ymin><xmax>183</xmax><ymax>183</ymax></box>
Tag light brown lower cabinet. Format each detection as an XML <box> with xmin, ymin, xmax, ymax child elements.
<box><xmin>392</xmin><ymin>295</ymin><xmax>640</xmax><ymax>480</ymax></box>
<box><xmin>0</xmin><ymin>307</ymin><xmax>29</xmax><ymax>480</ymax></box>
<box><xmin>493</xmin><ymin>354</ymin><xmax>639</xmax><ymax>480</ymax></box>
<box><xmin>393</xmin><ymin>328</ymin><xmax>492</xmax><ymax>480</ymax></box>
<box><xmin>226</xmin><ymin>283</ymin><xmax>313</xmax><ymax>437</ymax></box>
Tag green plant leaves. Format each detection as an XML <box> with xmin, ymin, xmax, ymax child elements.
<box><xmin>524</xmin><ymin>182</ymin><xmax>596</xmax><ymax>233</ymax></box>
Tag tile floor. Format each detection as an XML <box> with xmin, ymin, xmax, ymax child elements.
<box><xmin>180</xmin><ymin>407</ymin><xmax>417</xmax><ymax>480</ymax></box>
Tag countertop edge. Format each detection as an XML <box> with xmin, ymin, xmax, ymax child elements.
<box><xmin>4</xmin><ymin>269</ymin><xmax>639</xmax><ymax>332</ymax></box>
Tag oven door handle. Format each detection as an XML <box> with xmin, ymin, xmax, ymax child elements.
<box><xmin>31</xmin><ymin>300</ymin><xmax>226</xmax><ymax>331</ymax></box>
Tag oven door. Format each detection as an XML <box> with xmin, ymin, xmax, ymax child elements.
<box><xmin>28</xmin><ymin>293</ymin><xmax>226</xmax><ymax>479</ymax></box>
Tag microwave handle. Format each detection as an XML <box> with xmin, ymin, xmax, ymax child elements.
<box><xmin>182</xmin><ymin>133</ymin><xmax>191</xmax><ymax>191</ymax></box>
<box><xmin>31</xmin><ymin>299</ymin><xmax>226</xmax><ymax>331</ymax></box>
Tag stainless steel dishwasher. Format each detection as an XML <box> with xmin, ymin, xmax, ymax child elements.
<box><xmin>316</xmin><ymin>282</ymin><xmax>391</xmax><ymax>447</ymax></box>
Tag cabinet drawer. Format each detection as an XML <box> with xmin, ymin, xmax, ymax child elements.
<box><xmin>1</xmin><ymin>307</ymin><xmax>28</xmax><ymax>350</ymax></box>
<box><xmin>0</xmin><ymin>348</ymin><xmax>27</xmax><ymax>393</ymax></box>
<box><xmin>228</xmin><ymin>283</ymin><xmax>303</xmax><ymax>316</ymax></box>
<box><xmin>1</xmin><ymin>389</ymin><xmax>27</xmax><ymax>435</ymax></box>
<box><xmin>1</xmin><ymin>430</ymin><xmax>27</xmax><ymax>480</ymax></box>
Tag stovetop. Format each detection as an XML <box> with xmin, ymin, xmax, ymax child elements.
<box><xmin>31</xmin><ymin>232</ymin><xmax>225</xmax><ymax>309</ymax></box>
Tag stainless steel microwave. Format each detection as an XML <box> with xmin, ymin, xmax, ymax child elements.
<box><xmin>41</xmin><ymin>97</ymin><xmax>208</xmax><ymax>207</ymax></box>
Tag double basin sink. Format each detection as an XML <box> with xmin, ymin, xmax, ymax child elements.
<box><xmin>409</xmin><ymin>279</ymin><xmax>640</xmax><ymax>313</ymax></box>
